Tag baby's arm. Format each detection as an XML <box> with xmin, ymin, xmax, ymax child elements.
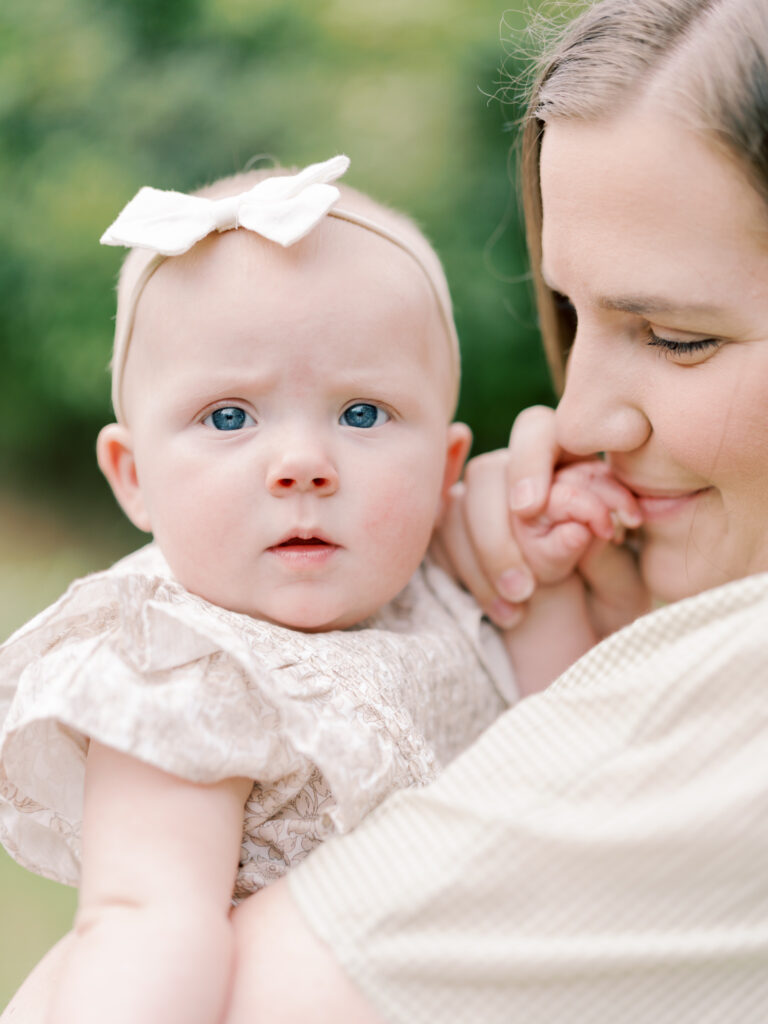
<box><xmin>49</xmin><ymin>741</ymin><xmax>251</xmax><ymax>1024</ymax></box>
<box><xmin>503</xmin><ymin>463</ymin><xmax>639</xmax><ymax>697</ymax></box>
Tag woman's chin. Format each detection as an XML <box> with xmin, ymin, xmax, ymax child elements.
<box><xmin>640</xmin><ymin>545</ymin><xmax>732</xmax><ymax>604</ymax></box>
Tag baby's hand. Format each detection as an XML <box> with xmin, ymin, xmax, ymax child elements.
<box><xmin>431</xmin><ymin>407</ymin><xmax>650</xmax><ymax>636</ymax></box>
<box><xmin>512</xmin><ymin>461</ymin><xmax>641</xmax><ymax>585</ymax></box>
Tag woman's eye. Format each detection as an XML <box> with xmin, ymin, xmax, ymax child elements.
<box><xmin>646</xmin><ymin>331</ymin><xmax>721</xmax><ymax>361</ymax></box>
<box><xmin>340</xmin><ymin>403</ymin><xmax>389</xmax><ymax>429</ymax></box>
<box><xmin>203</xmin><ymin>407</ymin><xmax>255</xmax><ymax>431</ymax></box>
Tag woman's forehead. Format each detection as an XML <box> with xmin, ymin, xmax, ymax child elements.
<box><xmin>539</xmin><ymin>110</ymin><xmax>768</xmax><ymax>302</ymax></box>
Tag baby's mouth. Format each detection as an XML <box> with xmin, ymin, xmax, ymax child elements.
<box><xmin>275</xmin><ymin>537</ymin><xmax>331</xmax><ymax>548</ymax></box>
<box><xmin>268</xmin><ymin>531</ymin><xmax>340</xmax><ymax>557</ymax></box>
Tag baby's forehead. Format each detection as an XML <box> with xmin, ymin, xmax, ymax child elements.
<box><xmin>136</xmin><ymin>213</ymin><xmax>440</xmax><ymax>329</ymax></box>
<box><xmin>115</xmin><ymin>182</ymin><xmax>460</xmax><ymax>418</ymax></box>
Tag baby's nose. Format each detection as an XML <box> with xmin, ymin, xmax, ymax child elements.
<box><xmin>266</xmin><ymin>448</ymin><xmax>339</xmax><ymax>497</ymax></box>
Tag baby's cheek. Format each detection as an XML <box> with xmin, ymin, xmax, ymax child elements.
<box><xmin>146</xmin><ymin>460</ymin><xmax>246</xmax><ymax>572</ymax></box>
<box><xmin>362</xmin><ymin>480</ymin><xmax>438</xmax><ymax>566</ymax></box>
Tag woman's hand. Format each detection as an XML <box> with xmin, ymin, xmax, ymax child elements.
<box><xmin>431</xmin><ymin>405</ymin><xmax>650</xmax><ymax>638</ymax></box>
<box><xmin>431</xmin><ymin>406</ymin><xmax>568</xmax><ymax>628</ymax></box>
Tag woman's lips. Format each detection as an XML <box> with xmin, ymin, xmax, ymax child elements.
<box><xmin>628</xmin><ymin>486</ymin><xmax>713</xmax><ymax>522</ymax></box>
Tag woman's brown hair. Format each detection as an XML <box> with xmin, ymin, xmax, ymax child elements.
<box><xmin>518</xmin><ymin>0</ymin><xmax>768</xmax><ymax>390</ymax></box>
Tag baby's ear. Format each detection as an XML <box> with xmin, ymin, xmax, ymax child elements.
<box><xmin>441</xmin><ymin>421</ymin><xmax>473</xmax><ymax>498</ymax></box>
<box><xmin>96</xmin><ymin>424</ymin><xmax>152</xmax><ymax>532</ymax></box>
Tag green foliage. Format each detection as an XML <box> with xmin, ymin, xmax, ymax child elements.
<box><xmin>0</xmin><ymin>0</ymin><xmax>553</xmax><ymax>500</ymax></box>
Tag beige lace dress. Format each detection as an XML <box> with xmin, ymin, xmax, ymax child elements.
<box><xmin>0</xmin><ymin>543</ymin><xmax>513</xmax><ymax>901</ymax></box>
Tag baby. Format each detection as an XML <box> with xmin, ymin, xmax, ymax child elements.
<box><xmin>0</xmin><ymin>156</ymin><xmax>636</xmax><ymax>1024</ymax></box>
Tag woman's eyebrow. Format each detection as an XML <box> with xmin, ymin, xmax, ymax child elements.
<box><xmin>540</xmin><ymin>267</ymin><xmax>722</xmax><ymax>317</ymax></box>
<box><xmin>596</xmin><ymin>294</ymin><xmax>721</xmax><ymax>317</ymax></box>
<box><xmin>542</xmin><ymin>279</ymin><xmax>721</xmax><ymax>321</ymax></box>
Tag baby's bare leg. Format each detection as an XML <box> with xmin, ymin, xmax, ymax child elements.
<box><xmin>227</xmin><ymin>879</ymin><xmax>383</xmax><ymax>1024</ymax></box>
<box><xmin>1</xmin><ymin>933</ymin><xmax>73</xmax><ymax>1023</ymax></box>
<box><xmin>2</xmin><ymin>884</ymin><xmax>381</xmax><ymax>1024</ymax></box>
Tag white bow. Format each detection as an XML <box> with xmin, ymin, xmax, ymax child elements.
<box><xmin>100</xmin><ymin>155</ymin><xmax>350</xmax><ymax>254</ymax></box>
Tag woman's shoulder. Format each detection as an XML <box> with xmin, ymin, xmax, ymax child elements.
<box><xmin>611</xmin><ymin>570</ymin><xmax>768</xmax><ymax>662</ymax></box>
<box><xmin>542</xmin><ymin>568</ymin><xmax>768</xmax><ymax>721</ymax></box>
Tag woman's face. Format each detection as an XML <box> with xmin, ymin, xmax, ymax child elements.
<box><xmin>541</xmin><ymin>108</ymin><xmax>768</xmax><ymax>601</ymax></box>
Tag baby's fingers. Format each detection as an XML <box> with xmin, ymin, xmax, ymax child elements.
<box><xmin>556</xmin><ymin>463</ymin><xmax>642</xmax><ymax>532</ymax></box>
<box><xmin>544</xmin><ymin>481</ymin><xmax>622</xmax><ymax>541</ymax></box>
<box><xmin>517</xmin><ymin>520</ymin><xmax>593</xmax><ymax>583</ymax></box>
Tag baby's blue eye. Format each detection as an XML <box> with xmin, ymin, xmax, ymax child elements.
<box><xmin>204</xmin><ymin>407</ymin><xmax>255</xmax><ymax>431</ymax></box>
<box><xmin>340</xmin><ymin>403</ymin><xmax>389</xmax><ymax>429</ymax></box>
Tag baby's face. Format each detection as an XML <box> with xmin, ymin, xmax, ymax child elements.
<box><xmin>114</xmin><ymin>225</ymin><xmax>466</xmax><ymax>630</ymax></box>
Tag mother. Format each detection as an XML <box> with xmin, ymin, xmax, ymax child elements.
<box><xmin>8</xmin><ymin>0</ymin><xmax>768</xmax><ymax>1020</ymax></box>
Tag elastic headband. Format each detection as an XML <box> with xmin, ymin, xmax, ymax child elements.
<box><xmin>100</xmin><ymin>155</ymin><xmax>460</xmax><ymax>422</ymax></box>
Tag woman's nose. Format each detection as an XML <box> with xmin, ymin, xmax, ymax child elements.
<box><xmin>265</xmin><ymin>441</ymin><xmax>339</xmax><ymax>497</ymax></box>
<box><xmin>555</xmin><ymin>327</ymin><xmax>651</xmax><ymax>456</ymax></box>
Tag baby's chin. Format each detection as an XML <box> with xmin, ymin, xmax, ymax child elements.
<box><xmin>208</xmin><ymin>593</ymin><xmax>383</xmax><ymax>634</ymax></box>
<box><xmin>256</xmin><ymin>599</ymin><xmax>382</xmax><ymax>634</ymax></box>
<box><xmin>169</xmin><ymin>559</ymin><xmax>412</xmax><ymax>633</ymax></box>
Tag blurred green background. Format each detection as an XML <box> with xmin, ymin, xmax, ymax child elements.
<box><xmin>0</xmin><ymin>0</ymin><xmax>556</xmax><ymax>1007</ymax></box>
